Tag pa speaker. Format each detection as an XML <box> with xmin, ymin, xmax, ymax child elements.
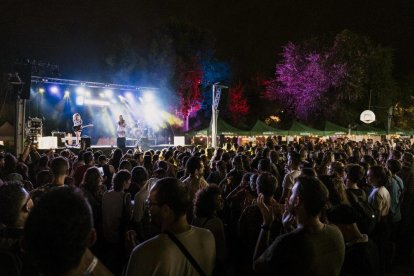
<box><xmin>117</xmin><ymin>137</ymin><xmax>126</xmax><ymax>148</ymax></box>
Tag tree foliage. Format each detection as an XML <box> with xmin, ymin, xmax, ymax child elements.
<box><xmin>227</xmin><ymin>82</ymin><xmax>249</xmax><ymax>124</ymax></box>
<box><xmin>266</xmin><ymin>30</ymin><xmax>397</xmax><ymax>126</ymax></box>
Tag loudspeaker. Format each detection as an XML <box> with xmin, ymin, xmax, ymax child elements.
<box><xmin>52</xmin><ymin>132</ymin><xmax>66</xmax><ymax>148</ymax></box>
<box><xmin>15</xmin><ymin>63</ymin><xmax>31</xmax><ymax>99</ymax></box>
<box><xmin>81</xmin><ymin>137</ymin><xmax>91</xmax><ymax>148</ymax></box>
<box><xmin>117</xmin><ymin>137</ymin><xmax>126</xmax><ymax>148</ymax></box>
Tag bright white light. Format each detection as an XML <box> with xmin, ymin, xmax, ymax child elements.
<box><xmin>125</xmin><ymin>92</ymin><xmax>134</xmax><ymax>99</ymax></box>
<box><xmin>99</xmin><ymin>92</ymin><xmax>105</xmax><ymax>98</ymax></box>
<box><xmin>38</xmin><ymin>88</ymin><xmax>45</xmax><ymax>94</ymax></box>
<box><xmin>76</xmin><ymin>96</ymin><xmax>84</xmax><ymax>106</ymax></box>
<box><xmin>84</xmin><ymin>99</ymin><xmax>110</xmax><ymax>106</ymax></box>
<box><xmin>76</xmin><ymin>87</ymin><xmax>85</xmax><ymax>95</ymax></box>
<box><xmin>64</xmin><ymin>90</ymin><xmax>70</xmax><ymax>99</ymax></box>
<box><xmin>50</xmin><ymin>86</ymin><xmax>59</xmax><ymax>94</ymax></box>
<box><xmin>143</xmin><ymin>92</ymin><xmax>154</xmax><ymax>102</ymax></box>
<box><xmin>104</xmin><ymin>89</ymin><xmax>113</xmax><ymax>98</ymax></box>
<box><xmin>85</xmin><ymin>90</ymin><xmax>91</xmax><ymax>97</ymax></box>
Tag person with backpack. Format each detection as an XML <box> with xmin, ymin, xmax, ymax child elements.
<box><xmin>345</xmin><ymin>164</ymin><xmax>376</xmax><ymax>235</ymax></box>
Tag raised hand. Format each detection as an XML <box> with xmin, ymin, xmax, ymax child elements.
<box><xmin>257</xmin><ymin>193</ymin><xmax>275</xmax><ymax>226</ymax></box>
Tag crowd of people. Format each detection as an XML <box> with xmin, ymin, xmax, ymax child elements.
<box><xmin>0</xmin><ymin>137</ymin><xmax>413</xmax><ymax>275</ymax></box>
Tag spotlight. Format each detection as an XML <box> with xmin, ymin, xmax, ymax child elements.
<box><xmin>85</xmin><ymin>90</ymin><xmax>91</xmax><ymax>97</ymax></box>
<box><xmin>143</xmin><ymin>92</ymin><xmax>154</xmax><ymax>102</ymax></box>
<box><xmin>99</xmin><ymin>92</ymin><xmax>105</xmax><ymax>98</ymax></box>
<box><xmin>64</xmin><ymin>90</ymin><xmax>70</xmax><ymax>99</ymax></box>
<box><xmin>50</xmin><ymin>86</ymin><xmax>59</xmax><ymax>94</ymax></box>
<box><xmin>76</xmin><ymin>87</ymin><xmax>85</xmax><ymax>95</ymax></box>
<box><xmin>104</xmin><ymin>89</ymin><xmax>113</xmax><ymax>98</ymax></box>
<box><xmin>125</xmin><ymin>92</ymin><xmax>134</xmax><ymax>99</ymax></box>
<box><xmin>38</xmin><ymin>88</ymin><xmax>45</xmax><ymax>94</ymax></box>
<box><xmin>76</xmin><ymin>96</ymin><xmax>84</xmax><ymax>106</ymax></box>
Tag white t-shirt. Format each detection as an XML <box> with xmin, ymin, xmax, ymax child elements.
<box><xmin>126</xmin><ymin>226</ymin><xmax>216</xmax><ymax>276</ymax></box>
<box><xmin>368</xmin><ymin>186</ymin><xmax>391</xmax><ymax>218</ymax></box>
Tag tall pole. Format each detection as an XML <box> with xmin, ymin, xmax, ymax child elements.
<box><xmin>211</xmin><ymin>85</ymin><xmax>217</xmax><ymax>148</ymax></box>
<box><xmin>15</xmin><ymin>97</ymin><xmax>25</xmax><ymax>155</ymax></box>
<box><xmin>387</xmin><ymin>106</ymin><xmax>393</xmax><ymax>136</ymax></box>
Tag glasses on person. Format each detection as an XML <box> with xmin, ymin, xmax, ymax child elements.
<box><xmin>145</xmin><ymin>199</ymin><xmax>163</xmax><ymax>208</ymax></box>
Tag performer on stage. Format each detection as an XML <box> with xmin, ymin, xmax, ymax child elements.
<box><xmin>73</xmin><ymin>113</ymin><xmax>83</xmax><ymax>146</ymax></box>
<box><xmin>117</xmin><ymin>115</ymin><xmax>126</xmax><ymax>138</ymax></box>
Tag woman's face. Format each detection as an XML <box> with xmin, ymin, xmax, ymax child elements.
<box><xmin>366</xmin><ymin>169</ymin><xmax>376</xmax><ymax>186</ymax></box>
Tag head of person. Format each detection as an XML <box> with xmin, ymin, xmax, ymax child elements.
<box><xmin>256</xmin><ymin>172</ymin><xmax>277</xmax><ymax>198</ymax></box>
<box><xmin>249</xmin><ymin>173</ymin><xmax>259</xmax><ymax>194</ymax></box>
<box><xmin>185</xmin><ymin>156</ymin><xmax>204</xmax><ymax>177</ymax></box>
<box><xmin>386</xmin><ymin>159</ymin><xmax>402</xmax><ymax>175</ymax></box>
<box><xmin>73</xmin><ymin>113</ymin><xmax>80</xmax><ymax>120</ymax></box>
<box><xmin>147</xmin><ymin>177</ymin><xmax>191</xmax><ymax>228</ymax></box>
<box><xmin>288</xmin><ymin>151</ymin><xmax>301</xmax><ymax>169</ymax></box>
<box><xmin>0</xmin><ymin>182</ymin><xmax>32</xmax><ymax>228</ymax></box>
<box><xmin>258</xmin><ymin>158</ymin><xmax>271</xmax><ymax>173</ymax></box>
<box><xmin>119</xmin><ymin>115</ymin><xmax>124</xmax><ymax>121</ymax></box>
<box><xmin>36</xmin><ymin>170</ymin><xmax>53</xmax><ymax>186</ymax></box>
<box><xmin>23</xmin><ymin>187</ymin><xmax>94</xmax><ymax>276</ymax></box>
<box><xmin>193</xmin><ymin>184</ymin><xmax>223</xmax><ymax>218</ymax></box>
<box><xmin>118</xmin><ymin>160</ymin><xmax>132</xmax><ymax>171</ymax></box>
<box><xmin>81</xmin><ymin>167</ymin><xmax>102</xmax><ymax>195</ymax></box>
<box><xmin>131</xmin><ymin>166</ymin><xmax>148</xmax><ymax>186</ymax></box>
<box><xmin>288</xmin><ymin>176</ymin><xmax>329</xmax><ymax>218</ymax></box>
<box><xmin>232</xmin><ymin>154</ymin><xmax>244</xmax><ymax>171</ymax></box>
<box><xmin>367</xmin><ymin>165</ymin><xmax>388</xmax><ymax>187</ymax></box>
<box><xmin>328</xmin><ymin>161</ymin><xmax>345</xmax><ymax>178</ymax></box>
<box><xmin>50</xmin><ymin>157</ymin><xmax>69</xmax><ymax>178</ymax></box>
<box><xmin>345</xmin><ymin>164</ymin><xmax>365</xmax><ymax>184</ymax></box>
<box><xmin>112</xmin><ymin>169</ymin><xmax>131</xmax><ymax>192</ymax></box>
<box><xmin>82</xmin><ymin>151</ymin><xmax>94</xmax><ymax>166</ymax></box>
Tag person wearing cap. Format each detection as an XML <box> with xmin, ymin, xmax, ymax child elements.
<box><xmin>327</xmin><ymin>204</ymin><xmax>380</xmax><ymax>276</ymax></box>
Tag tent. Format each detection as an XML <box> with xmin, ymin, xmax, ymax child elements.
<box><xmin>189</xmin><ymin>118</ymin><xmax>248</xmax><ymax>136</ymax></box>
<box><xmin>249</xmin><ymin>120</ymin><xmax>288</xmax><ymax>136</ymax></box>
<box><xmin>387</xmin><ymin>127</ymin><xmax>413</xmax><ymax>136</ymax></box>
<box><xmin>351</xmin><ymin>124</ymin><xmax>386</xmax><ymax>136</ymax></box>
<box><xmin>324</xmin><ymin>121</ymin><xmax>348</xmax><ymax>136</ymax></box>
<box><xmin>288</xmin><ymin>121</ymin><xmax>324</xmax><ymax>136</ymax></box>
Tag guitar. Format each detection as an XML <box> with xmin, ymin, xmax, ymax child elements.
<box><xmin>73</xmin><ymin>124</ymin><xmax>94</xmax><ymax>132</ymax></box>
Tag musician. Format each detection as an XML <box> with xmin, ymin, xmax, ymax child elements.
<box><xmin>73</xmin><ymin>113</ymin><xmax>82</xmax><ymax>146</ymax></box>
<box><xmin>117</xmin><ymin>115</ymin><xmax>126</xmax><ymax>138</ymax></box>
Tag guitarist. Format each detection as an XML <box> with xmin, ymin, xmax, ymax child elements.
<box><xmin>72</xmin><ymin>113</ymin><xmax>83</xmax><ymax>146</ymax></box>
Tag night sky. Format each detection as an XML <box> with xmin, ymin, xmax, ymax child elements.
<box><xmin>0</xmin><ymin>0</ymin><xmax>413</xmax><ymax>82</ymax></box>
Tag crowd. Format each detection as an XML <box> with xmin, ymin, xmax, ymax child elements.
<box><xmin>0</xmin><ymin>137</ymin><xmax>413</xmax><ymax>275</ymax></box>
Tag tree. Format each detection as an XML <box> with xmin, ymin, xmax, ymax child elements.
<box><xmin>227</xmin><ymin>82</ymin><xmax>249</xmax><ymax>124</ymax></box>
<box><xmin>265</xmin><ymin>30</ymin><xmax>397</xmax><ymax>126</ymax></box>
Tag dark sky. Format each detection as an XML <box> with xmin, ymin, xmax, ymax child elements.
<box><xmin>0</xmin><ymin>0</ymin><xmax>413</xmax><ymax>82</ymax></box>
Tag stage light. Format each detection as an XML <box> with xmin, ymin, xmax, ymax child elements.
<box><xmin>84</xmin><ymin>99</ymin><xmax>110</xmax><ymax>106</ymax></box>
<box><xmin>64</xmin><ymin>90</ymin><xmax>70</xmax><ymax>99</ymax></box>
<box><xmin>85</xmin><ymin>90</ymin><xmax>91</xmax><ymax>97</ymax></box>
<box><xmin>104</xmin><ymin>89</ymin><xmax>113</xmax><ymax>98</ymax></box>
<box><xmin>125</xmin><ymin>92</ymin><xmax>134</xmax><ymax>99</ymax></box>
<box><xmin>143</xmin><ymin>92</ymin><xmax>154</xmax><ymax>102</ymax></box>
<box><xmin>38</xmin><ymin>88</ymin><xmax>45</xmax><ymax>94</ymax></box>
<box><xmin>99</xmin><ymin>92</ymin><xmax>105</xmax><ymax>98</ymax></box>
<box><xmin>76</xmin><ymin>96</ymin><xmax>84</xmax><ymax>106</ymax></box>
<box><xmin>50</xmin><ymin>86</ymin><xmax>59</xmax><ymax>94</ymax></box>
<box><xmin>76</xmin><ymin>87</ymin><xmax>85</xmax><ymax>95</ymax></box>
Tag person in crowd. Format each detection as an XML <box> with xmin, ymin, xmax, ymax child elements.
<box><xmin>126</xmin><ymin>177</ymin><xmax>215</xmax><ymax>276</ymax></box>
<box><xmin>253</xmin><ymin>176</ymin><xmax>345</xmax><ymax>275</ymax></box>
<box><xmin>238</xmin><ymin>172</ymin><xmax>282</xmax><ymax>275</ymax></box>
<box><xmin>109</xmin><ymin>148</ymin><xmax>123</xmax><ymax>173</ymax></box>
<box><xmin>207</xmin><ymin>160</ymin><xmax>227</xmax><ymax>185</ymax></box>
<box><xmin>192</xmin><ymin>184</ymin><xmax>226</xmax><ymax>271</ymax></box>
<box><xmin>280</xmin><ymin>151</ymin><xmax>302</xmax><ymax>203</ymax></box>
<box><xmin>73</xmin><ymin>151</ymin><xmax>95</xmax><ymax>186</ymax></box>
<box><xmin>101</xmin><ymin>169</ymin><xmax>132</xmax><ymax>275</ymax></box>
<box><xmin>23</xmin><ymin>186</ymin><xmax>112</xmax><ymax>276</ymax></box>
<box><xmin>327</xmin><ymin>204</ymin><xmax>380</xmax><ymax>276</ymax></box>
<box><xmin>0</xmin><ymin>182</ymin><xmax>37</xmax><ymax>275</ymax></box>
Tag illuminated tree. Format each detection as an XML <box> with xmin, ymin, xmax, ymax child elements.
<box><xmin>228</xmin><ymin>82</ymin><xmax>249</xmax><ymax>124</ymax></box>
<box><xmin>266</xmin><ymin>30</ymin><xmax>397</xmax><ymax>125</ymax></box>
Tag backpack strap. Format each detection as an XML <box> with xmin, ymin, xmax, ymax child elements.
<box><xmin>165</xmin><ymin>231</ymin><xmax>207</xmax><ymax>276</ymax></box>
